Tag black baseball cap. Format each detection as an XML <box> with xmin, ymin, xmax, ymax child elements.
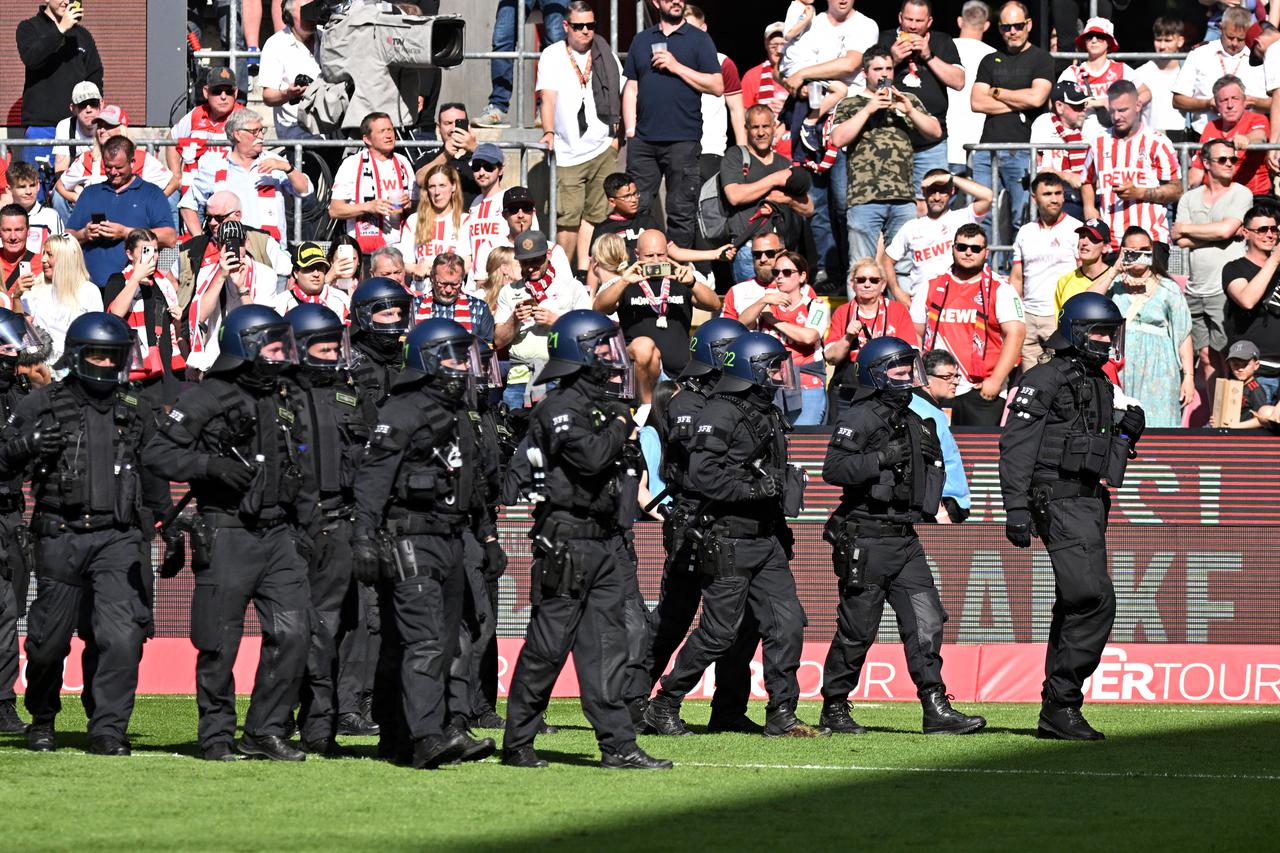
<box><xmin>503</xmin><ymin>187</ymin><xmax>535</xmax><ymax>212</ymax></box>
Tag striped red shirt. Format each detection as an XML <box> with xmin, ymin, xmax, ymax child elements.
<box><xmin>1083</xmin><ymin>126</ymin><xmax>1181</xmax><ymax>247</ymax></box>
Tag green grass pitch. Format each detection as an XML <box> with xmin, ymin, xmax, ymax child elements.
<box><xmin>0</xmin><ymin>697</ymin><xmax>1276</xmax><ymax>850</ymax></box>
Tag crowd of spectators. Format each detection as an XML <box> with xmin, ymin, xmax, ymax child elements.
<box><xmin>7</xmin><ymin>0</ymin><xmax>1280</xmax><ymax>430</ymax></box>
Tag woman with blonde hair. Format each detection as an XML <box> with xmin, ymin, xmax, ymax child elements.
<box><xmin>588</xmin><ymin>234</ymin><xmax>629</xmax><ymax>298</ymax></box>
<box><xmin>21</xmin><ymin>234</ymin><xmax>104</xmax><ymax>366</ymax></box>
<box><xmin>482</xmin><ymin>246</ymin><xmax>520</xmax><ymax>315</ymax></box>
<box><xmin>399</xmin><ymin>164</ymin><xmax>472</xmax><ymax>287</ymax></box>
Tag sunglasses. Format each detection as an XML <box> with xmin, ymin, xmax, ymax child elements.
<box><xmin>954</xmin><ymin>242</ymin><xmax>987</xmax><ymax>254</ymax></box>
<box><xmin>1210</xmin><ymin>155</ymin><xmax>1240</xmax><ymax>165</ymax></box>
<box><xmin>471</xmin><ymin>160</ymin><xmax>501</xmax><ymax>172</ymax></box>
<box><xmin>998</xmin><ymin>20</ymin><xmax>1029</xmax><ymax>32</ymax></box>
<box><xmin>775</xmin><ymin>268</ymin><xmax>801</xmax><ymax>278</ymax></box>
<box><xmin>208</xmin><ymin>87</ymin><xmax>236</xmax><ymax>97</ymax></box>
<box><xmin>930</xmin><ymin>372</ymin><xmax>960</xmax><ymax>382</ymax></box>
<box><xmin>853</xmin><ymin>275</ymin><xmax>882</xmax><ymax>284</ymax></box>
<box><xmin>505</xmin><ymin>202</ymin><xmax>536</xmax><ymax>214</ymax></box>
<box><xmin>755</xmin><ymin>248</ymin><xmax>782</xmax><ymax>259</ymax></box>
<box><xmin>1249</xmin><ymin>224</ymin><xmax>1280</xmax><ymax>234</ymax></box>
<box><xmin>78</xmin><ymin>99</ymin><xmax>101</xmax><ymax>109</ymax></box>
<box><xmin>567</xmin><ymin>21</ymin><xmax>596</xmax><ymax>31</ymax></box>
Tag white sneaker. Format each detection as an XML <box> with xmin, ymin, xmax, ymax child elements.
<box><xmin>473</xmin><ymin>105</ymin><xmax>509</xmax><ymax>128</ymax></box>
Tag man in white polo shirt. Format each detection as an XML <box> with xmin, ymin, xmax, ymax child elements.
<box><xmin>884</xmin><ymin>169</ymin><xmax>992</xmax><ymax>304</ymax></box>
<box><xmin>1172</xmin><ymin>6</ymin><xmax>1267</xmax><ymax>134</ymax></box>
<box><xmin>1010</xmin><ymin>172</ymin><xmax>1082</xmax><ymax>365</ymax></box>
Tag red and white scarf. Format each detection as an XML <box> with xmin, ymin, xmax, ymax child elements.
<box><xmin>352</xmin><ymin>150</ymin><xmax>409</xmax><ymax>253</ymax></box>
<box><xmin>121</xmin><ymin>264</ymin><xmax>185</xmax><ymax>378</ymax></box>
<box><xmin>176</xmin><ymin>103</ymin><xmax>241</xmax><ymax>189</ymax></box>
<box><xmin>213</xmin><ymin>156</ymin><xmax>283</xmax><ymax>241</ymax></box>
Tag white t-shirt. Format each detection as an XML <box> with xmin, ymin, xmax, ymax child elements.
<box><xmin>886</xmin><ymin>206</ymin><xmax>979</xmax><ymax>299</ymax></box>
<box><xmin>947</xmin><ymin>37</ymin><xmax>997</xmax><ymax>164</ymax></box>
<box><xmin>780</xmin><ymin>9</ymin><xmax>879</xmax><ymax>84</ymax></box>
<box><xmin>1172</xmin><ymin>42</ymin><xmax>1264</xmax><ymax>133</ymax></box>
<box><xmin>535</xmin><ymin>41</ymin><xmax>621</xmax><ymax>167</ymax></box>
<box><xmin>330</xmin><ymin>150</ymin><xmax>418</xmax><ymax>247</ymax></box>
<box><xmin>1011</xmin><ymin>213</ymin><xmax>1083</xmax><ymax>316</ymax></box>
<box><xmin>24</xmin><ymin>202</ymin><xmax>62</xmax><ymax>256</ymax></box>
<box><xmin>1133</xmin><ymin>60</ymin><xmax>1186</xmax><ymax>134</ymax></box>
<box><xmin>59</xmin><ymin>150</ymin><xmax>173</xmax><ymax>195</ymax></box>
<box><xmin>1265</xmin><ymin>43</ymin><xmax>1280</xmax><ymax>93</ymax></box>
<box><xmin>494</xmin><ymin>244</ymin><xmax>590</xmax><ymax>384</ymax></box>
<box><xmin>258</xmin><ymin>27</ymin><xmax>323</xmax><ymax>140</ymax></box>
<box><xmin>21</xmin><ymin>281</ymin><xmax>104</xmax><ymax>365</ymax></box>
<box><xmin>51</xmin><ymin>117</ymin><xmax>94</xmax><ymax>167</ymax></box>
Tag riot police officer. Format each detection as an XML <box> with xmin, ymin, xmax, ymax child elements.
<box><xmin>645</xmin><ymin>333</ymin><xmax>824</xmax><ymax>739</ymax></box>
<box><xmin>339</xmin><ymin>277</ymin><xmax>413</xmax><ymax>736</ymax></box>
<box><xmin>643</xmin><ymin>317</ymin><xmax>761</xmax><ymax>734</ymax></box>
<box><xmin>4</xmin><ymin>313</ymin><xmax>170</xmax><ymax>755</ymax></box>
<box><xmin>819</xmin><ymin>336</ymin><xmax>986</xmax><ymax>736</ymax></box>
<box><xmin>502</xmin><ymin>310</ymin><xmax>671</xmax><ymax>770</ymax></box>
<box><xmin>0</xmin><ymin>309</ymin><xmax>41</xmax><ymax>735</ymax></box>
<box><xmin>144</xmin><ymin>305</ymin><xmax>313</xmax><ymax>762</ymax></box>
<box><xmin>1000</xmin><ymin>293</ymin><xmax>1143</xmax><ymax>741</ymax></box>
<box><xmin>350</xmin><ymin>318</ymin><xmax>496</xmax><ymax>770</ymax></box>
<box><xmin>284</xmin><ymin>304</ymin><xmax>373</xmax><ymax>756</ymax></box>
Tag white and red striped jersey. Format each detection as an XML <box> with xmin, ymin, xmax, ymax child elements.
<box><xmin>397</xmin><ymin>211</ymin><xmax>473</xmax><ymax>279</ymax></box>
<box><xmin>467</xmin><ymin>194</ymin><xmax>510</xmax><ymax>277</ymax></box>
<box><xmin>170</xmin><ymin>103</ymin><xmax>242</xmax><ymax>190</ymax></box>
<box><xmin>1083</xmin><ymin>126</ymin><xmax>1181</xmax><ymax>247</ymax></box>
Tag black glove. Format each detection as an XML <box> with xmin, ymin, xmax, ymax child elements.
<box><xmin>207</xmin><ymin>457</ymin><xmax>254</xmax><ymax>490</ymax></box>
<box><xmin>877</xmin><ymin>436</ymin><xmax>910</xmax><ymax>468</ymax></box>
<box><xmin>603</xmin><ymin>400</ymin><xmax>635</xmax><ymax>430</ymax></box>
<box><xmin>1005</xmin><ymin>508</ymin><xmax>1032</xmax><ymax>548</ymax></box>
<box><xmin>5</xmin><ymin>428</ymin><xmax>63</xmax><ymax>463</ymax></box>
<box><xmin>482</xmin><ymin>538</ymin><xmax>508</xmax><ymax>582</ymax></box>
<box><xmin>942</xmin><ymin>497</ymin><xmax>970</xmax><ymax>524</ymax></box>
<box><xmin>352</xmin><ymin>536</ymin><xmax>381</xmax><ymax>584</ymax></box>
<box><xmin>749</xmin><ymin>473</ymin><xmax>781</xmax><ymax>499</ymax></box>
<box><xmin>1119</xmin><ymin>406</ymin><xmax>1145</xmax><ymax>444</ymax></box>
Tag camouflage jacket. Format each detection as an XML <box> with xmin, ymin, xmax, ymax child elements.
<box><xmin>833</xmin><ymin>92</ymin><xmax>930</xmax><ymax>206</ymax></box>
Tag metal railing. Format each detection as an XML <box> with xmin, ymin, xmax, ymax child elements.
<box><xmin>194</xmin><ymin>0</ymin><xmax>648</xmax><ymax>129</ymax></box>
<box><xmin>0</xmin><ymin>136</ymin><xmax>557</xmax><ymax>244</ymax></box>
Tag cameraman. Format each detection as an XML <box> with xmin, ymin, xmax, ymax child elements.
<box><xmin>1222</xmin><ymin>204</ymin><xmax>1280</xmax><ymax>405</ymax></box>
<box><xmin>593</xmin><ymin>228</ymin><xmax>720</xmax><ymax>405</ymax></box>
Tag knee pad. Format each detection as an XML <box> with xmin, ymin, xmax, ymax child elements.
<box><xmin>908</xmin><ymin>589</ymin><xmax>947</xmax><ymax>658</ymax></box>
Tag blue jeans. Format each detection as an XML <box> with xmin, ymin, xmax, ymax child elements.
<box><xmin>809</xmin><ymin>149</ymin><xmax>848</xmax><ymax>286</ymax></box>
<box><xmin>731</xmin><ymin>244</ymin><xmax>754</xmax><ymax>285</ymax></box>
<box><xmin>1255</xmin><ymin>374</ymin><xmax>1280</xmax><ymax>405</ymax></box>
<box><xmin>782</xmin><ymin>386</ymin><xmax>828</xmax><ymax>426</ymax></box>
<box><xmin>22</xmin><ymin>127</ymin><xmax>56</xmax><ymax>201</ymax></box>
<box><xmin>489</xmin><ymin>0</ymin><xmax>566</xmax><ymax>111</ymax></box>
<box><xmin>216</xmin><ymin>1</ymin><xmax>252</xmax><ymax>96</ymax></box>
<box><xmin>847</xmin><ymin>201</ymin><xmax>915</xmax><ymax>264</ymax></box>
<box><xmin>503</xmin><ymin>382</ymin><xmax>529</xmax><ymax>410</ymax></box>
<box><xmin>911</xmin><ymin>141</ymin><xmax>950</xmax><ymax>197</ymax></box>
<box><xmin>970</xmin><ymin>149</ymin><xmax>1031</xmax><ymax>246</ymax></box>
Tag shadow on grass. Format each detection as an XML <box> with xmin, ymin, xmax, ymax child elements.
<box><xmin>447</xmin><ymin>715</ymin><xmax>1280</xmax><ymax>851</ymax></box>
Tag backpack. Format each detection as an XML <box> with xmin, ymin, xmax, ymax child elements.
<box><xmin>696</xmin><ymin>145</ymin><xmax>749</xmax><ymax>244</ymax></box>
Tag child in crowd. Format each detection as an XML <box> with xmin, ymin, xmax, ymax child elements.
<box><xmin>1213</xmin><ymin>340</ymin><xmax>1279</xmax><ymax>431</ymax></box>
<box><xmin>4</xmin><ymin>161</ymin><xmax>62</xmax><ymax>258</ymax></box>
<box><xmin>779</xmin><ymin>0</ymin><xmax>849</xmax><ymax>154</ymax></box>
<box><xmin>1133</xmin><ymin>17</ymin><xmax>1189</xmax><ymax>143</ymax></box>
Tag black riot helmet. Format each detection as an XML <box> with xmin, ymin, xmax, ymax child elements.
<box><xmin>401</xmin><ymin>318</ymin><xmax>479</xmax><ymax>402</ymax></box>
<box><xmin>476</xmin><ymin>339</ymin><xmax>503</xmax><ymax>392</ymax></box>
<box><xmin>1049</xmin><ymin>292</ymin><xmax>1125</xmax><ymax>367</ymax></box>
<box><xmin>713</xmin><ymin>332</ymin><xmax>797</xmax><ymax>395</ymax></box>
<box><xmin>855</xmin><ymin>335</ymin><xmax>926</xmax><ymax>390</ymax></box>
<box><xmin>350</xmin><ymin>277</ymin><xmax>413</xmax><ymax>336</ymax></box>
<box><xmin>534</xmin><ymin>309</ymin><xmax>635</xmax><ymax>398</ymax></box>
<box><xmin>207</xmin><ymin>304</ymin><xmax>299</xmax><ymax>376</ymax></box>
<box><xmin>60</xmin><ymin>312</ymin><xmax>140</xmax><ymax>391</ymax></box>
<box><xmin>681</xmin><ymin>317</ymin><xmax>748</xmax><ymax>380</ymax></box>
<box><xmin>0</xmin><ymin>308</ymin><xmax>44</xmax><ymax>367</ymax></box>
<box><xmin>285</xmin><ymin>303</ymin><xmax>352</xmax><ymax>369</ymax></box>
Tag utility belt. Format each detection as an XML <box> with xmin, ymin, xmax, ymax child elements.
<box><xmin>536</xmin><ymin>512</ymin><xmax>618</xmax><ymax>542</ymax></box>
<box><xmin>201</xmin><ymin>510</ymin><xmax>290</xmax><ymax>531</ymax></box>
<box><xmin>708</xmin><ymin>516</ymin><xmax>777</xmax><ymax>539</ymax></box>
<box><xmin>662</xmin><ymin>497</ymin><xmax>706</xmax><ymax>574</ymax></box>
<box><xmin>317</xmin><ymin>494</ymin><xmax>355</xmax><ymax>522</ymax></box>
<box><xmin>376</xmin><ymin>513</ymin><xmax>468</xmax><ymax>583</ymax></box>
<box><xmin>689</xmin><ymin>516</ymin><xmax>782</xmax><ymax>582</ymax></box>
<box><xmin>823</xmin><ymin>515</ymin><xmax>914</xmax><ymax>592</ymax></box>
<box><xmin>1032</xmin><ymin>478</ymin><xmax>1106</xmax><ymax>504</ymax></box>
<box><xmin>836</xmin><ymin>516</ymin><xmax>915</xmax><ymax>539</ymax></box>
<box><xmin>526</xmin><ymin>513</ymin><xmax>621</xmax><ymax>604</ymax></box>
<box><xmin>31</xmin><ymin>509</ymin><xmax>121</xmax><ymax>535</ymax></box>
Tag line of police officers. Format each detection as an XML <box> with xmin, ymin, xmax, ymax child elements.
<box><xmin>0</xmin><ymin>284</ymin><xmax>1143</xmax><ymax>763</ymax></box>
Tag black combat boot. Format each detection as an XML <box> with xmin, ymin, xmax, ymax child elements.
<box><xmin>444</xmin><ymin>721</ymin><xmax>496</xmax><ymax>763</ymax></box>
<box><xmin>628</xmin><ymin>697</ymin><xmax>649</xmax><ymax>729</ymax></box>
<box><xmin>411</xmin><ymin>728</ymin><xmax>469</xmax><ymax>769</ymax></box>
<box><xmin>642</xmin><ymin>692</ymin><xmax>692</xmax><ymax>736</ymax></box>
<box><xmin>920</xmin><ymin>688</ymin><xmax>986</xmax><ymax>735</ymax></box>
<box><xmin>88</xmin><ymin>736</ymin><xmax>131</xmax><ymax>756</ymax></box>
<box><xmin>0</xmin><ymin>698</ymin><xmax>26</xmax><ymax>734</ymax></box>
<box><xmin>1037</xmin><ymin>703</ymin><xmax>1104</xmax><ymax>741</ymax></box>
<box><xmin>26</xmin><ymin>722</ymin><xmax>55</xmax><ymax>752</ymax></box>
<box><xmin>502</xmin><ymin>745</ymin><xmax>549</xmax><ymax>768</ymax></box>
<box><xmin>706</xmin><ymin>712</ymin><xmax>764</xmax><ymax>735</ymax></box>
<box><xmin>601</xmin><ymin>746</ymin><xmax>674</xmax><ymax>770</ymax></box>
<box><xmin>200</xmin><ymin>741</ymin><xmax>239</xmax><ymax>761</ymax></box>
<box><xmin>471</xmin><ymin>705</ymin><xmax>505</xmax><ymax>729</ymax></box>
<box><xmin>819</xmin><ymin>698</ymin><xmax>867</xmax><ymax>734</ymax></box>
<box><xmin>764</xmin><ymin>703</ymin><xmax>831</xmax><ymax>738</ymax></box>
<box><xmin>301</xmin><ymin>737</ymin><xmax>357</xmax><ymax>758</ymax></box>
<box><xmin>337</xmin><ymin>712</ymin><xmax>380</xmax><ymax>736</ymax></box>
<box><xmin>238</xmin><ymin>733</ymin><xmax>307</xmax><ymax>761</ymax></box>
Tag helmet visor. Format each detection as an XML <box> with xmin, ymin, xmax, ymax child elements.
<box><xmin>358</xmin><ymin>296</ymin><xmax>413</xmax><ymax>334</ymax></box>
<box><xmin>242</xmin><ymin>324</ymin><xmax>300</xmax><ymax>365</ymax></box>
<box><xmin>754</xmin><ymin>349</ymin><xmax>799</xmax><ymax>391</ymax></box>
<box><xmin>585</xmin><ymin>328</ymin><xmax>634</xmax><ymax>399</ymax></box>
<box><xmin>1076</xmin><ymin>320</ymin><xmax>1125</xmax><ymax>364</ymax></box>
<box><xmin>301</xmin><ymin>327</ymin><xmax>353</xmax><ymax>369</ymax></box>
<box><xmin>0</xmin><ymin>317</ymin><xmax>43</xmax><ymax>360</ymax></box>
<box><xmin>478</xmin><ymin>346</ymin><xmax>504</xmax><ymax>390</ymax></box>
<box><xmin>875</xmin><ymin>351</ymin><xmax>926</xmax><ymax>390</ymax></box>
<box><xmin>77</xmin><ymin>340</ymin><xmax>142</xmax><ymax>385</ymax></box>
